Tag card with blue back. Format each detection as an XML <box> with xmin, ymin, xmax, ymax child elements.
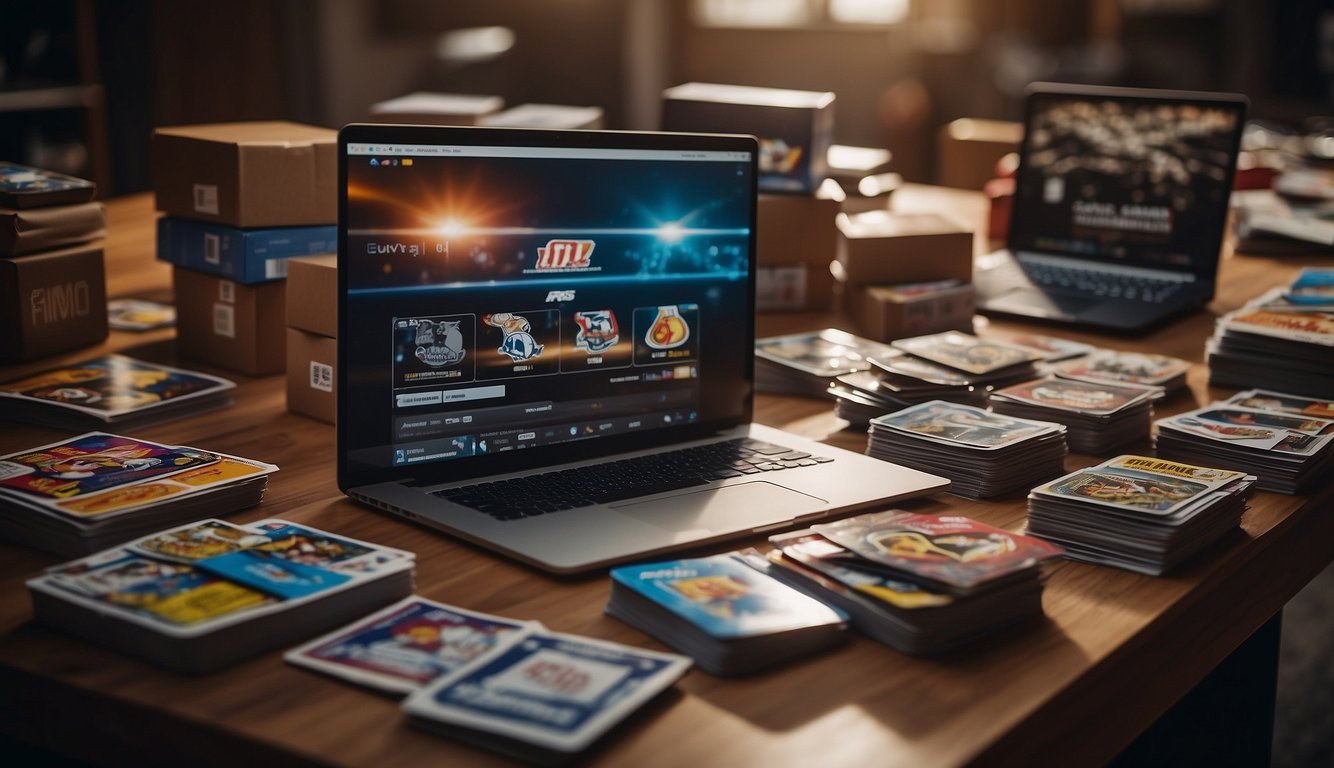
<box><xmin>195</xmin><ymin>550</ymin><xmax>351</xmax><ymax>599</ymax></box>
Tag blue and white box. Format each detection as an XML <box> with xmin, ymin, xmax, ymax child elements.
<box><xmin>157</xmin><ymin>217</ymin><xmax>336</xmax><ymax>284</ymax></box>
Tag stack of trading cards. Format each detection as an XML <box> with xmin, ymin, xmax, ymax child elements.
<box><xmin>26</xmin><ymin>518</ymin><xmax>415</xmax><ymax>673</ymax></box>
<box><xmin>763</xmin><ymin>511</ymin><xmax>1062</xmax><ymax>654</ymax></box>
<box><xmin>403</xmin><ymin>627</ymin><xmax>690</xmax><ymax>766</ymax></box>
<box><xmin>890</xmin><ymin>331</ymin><xmax>1044</xmax><ymax>389</ymax></box>
<box><xmin>1206</xmin><ymin>273</ymin><xmax>1334</xmax><ymax>399</ymax></box>
<box><xmin>984</xmin><ymin>331</ymin><xmax>1096</xmax><ymax>365</ymax></box>
<box><xmin>287</xmin><ymin>597</ymin><xmax>541</xmax><ymax>695</ymax></box>
<box><xmin>866</xmin><ymin>401</ymin><xmax>1067</xmax><ymax>498</ymax></box>
<box><xmin>0</xmin><ymin>354</ymin><xmax>234</xmax><ymax>429</ymax></box>
<box><xmin>1154</xmin><ymin>395</ymin><xmax>1334</xmax><ymax>494</ymax></box>
<box><xmin>990</xmin><ymin>376</ymin><xmax>1157</xmax><ymax>455</ymax></box>
<box><xmin>1028</xmin><ymin>455</ymin><xmax>1256</xmax><ymax>575</ymax></box>
<box><xmin>0</xmin><ymin>432</ymin><xmax>278</xmax><ymax>556</ymax></box>
<box><xmin>1052</xmin><ymin>350</ymin><xmax>1187</xmax><ymax>396</ymax></box>
<box><xmin>606</xmin><ymin>551</ymin><xmax>848</xmax><ymax>676</ymax></box>
<box><xmin>754</xmin><ymin>328</ymin><xmax>897</xmax><ymax>397</ymax></box>
<box><xmin>828</xmin><ymin>364</ymin><xmax>985</xmax><ymax>427</ymax></box>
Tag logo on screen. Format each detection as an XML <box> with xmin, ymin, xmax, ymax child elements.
<box><xmin>534</xmin><ymin>240</ymin><xmax>595</xmax><ymax>271</ymax></box>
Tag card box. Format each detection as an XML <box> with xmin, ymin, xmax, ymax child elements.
<box><xmin>286</xmin><ymin>327</ymin><xmax>336</xmax><ymax>424</ymax></box>
<box><xmin>285</xmin><ymin>254</ymin><xmax>338</xmax><ymax>337</ymax></box>
<box><xmin>0</xmin><ymin>201</ymin><xmax>106</xmax><ymax>256</ymax></box>
<box><xmin>836</xmin><ymin>211</ymin><xmax>974</xmax><ymax>285</ymax></box>
<box><xmin>173</xmin><ymin>267</ymin><xmax>286</xmax><ymax>375</ymax></box>
<box><xmin>156</xmin><ymin>217</ymin><xmax>334</xmax><ymax>284</ymax></box>
<box><xmin>0</xmin><ymin>242</ymin><xmax>107</xmax><ymax>362</ymax></box>
<box><xmin>369</xmin><ymin>91</ymin><xmax>504</xmax><ymax>126</ymax></box>
<box><xmin>661</xmin><ymin>82</ymin><xmax>834</xmax><ymax>194</ymax></box>
<box><xmin>847</xmin><ymin>280</ymin><xmax>975</xmax><ymax>342</ymax></box>
<box><xmin>152</xmin><ymin>122</ymin><xmax>337</xmax><ymax>228</ymax></box>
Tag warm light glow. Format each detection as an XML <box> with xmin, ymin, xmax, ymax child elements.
<box><xmin>437</xmin><ymin>219</ymin><xmax>468</xmax><ymax>238</ymax></box>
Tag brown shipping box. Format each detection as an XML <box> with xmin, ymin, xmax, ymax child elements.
<box><xmin>286</xmin><ymin>327</ymin><xmax>336</xmax><ymax>424</ymax></box>
<box><xmin>836</xmin><ymin>211</ymin><xmax>974</xmax><ymax>286</ymax></box>
<box><xmin>173</xmin><ymin>267</ymin><xmax>286</xmax><ymax>375</ymax></box>
<box><xmin>848</xmin><ymin>280</ymin><xmax>976</xmax><ymax>342</ymax></box>
<box><xmin>936</xmin><ymin>118</ymin><xmax>1024</xmax><ymax>191</ymax></box>
<box><xmin>0</xmin><ymin>202</ymin><xmax>107</xmax><ymax>256</ymax></box>
<box><xmin>0</xmin><ymin>243</ymin><xmax>108</xmax><ymax>362</ymax></box>
<box><xmin>152</xmin><ymin>122</ymin><xmax>337</xmax><ymax>228</ymax></box>
<box><xmin>286</xmin><ymin>254</ymin><xmax>337</xmax><ymax>337</ymax></box>
<box><xmin>755</xmin><ymin>194</ymin><xmax>838</xmax><ymax>311</ymax></box>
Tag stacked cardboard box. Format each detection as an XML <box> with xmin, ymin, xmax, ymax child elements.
<box><xmin>152</xmin><ymin>122</ymin><xmax>337</xmax><ymax>375</ymax></box>
<box><xmin>285</xmin><ymin>255</ymin><xmax>337</xmax><ymax>423</ymax></box>
<box><xmin>0</xmin><ymin>164</ymin><xmax>108</xmax><ymax>362</ymax></box>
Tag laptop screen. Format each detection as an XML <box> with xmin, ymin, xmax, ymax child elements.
<box><xmin>1008</xmin><ymin>83</ymin><xmax>1246</xmax><ymax>276</ymax></box>
<box><xmin>337</xmin><ymin>126</ymin><xmax>758</xmax><ymax>489</ymax></box>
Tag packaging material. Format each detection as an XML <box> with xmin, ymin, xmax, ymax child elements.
<box><xmin>756</xmin><ymin>264</ymin><xmax>835</xmax><ymax>312</ymax></box>
<box><xmin>157</xmin><ymin>217</ymin><xmax>334</xmax><ymax>284</ymax></box>
<box><xmin>286</xmin><ymin>327</ymin><xmax>336</xmax><ymax>423</ymax></box>
<box><xmin>936</xmin><ymin>119</ymin><xmax>1023</xmax><ymax>191</ymax></box>
<box><xmin>285</xmin><ymin>254</ymin><xmax>338</xmax><ymax>337</ymax></box>
<box><xmin>152</xmin><ymin>122</ymin><xmax>337</xmax><ymax>228</ymax></box>
<box><xmin>661</xmin><ymin>82</ymin><xmax>834</xmax><ymax>194</ymax></box>
<box><xmin>173</xmin><ymin>267</ymin><xmax>285</xmax><ymax>375</ymax></box>
<box><xmin>755</xmin><ymin>193</ymin><xmax>839</xmax><ymax>311</ymax></box>
<box><xmin>368</xmin><ymin>92</ymin><xmax>504</xmax><ymax>125</ymax></box>
<box><xmin>836</xmin><ymin>211</ymin><xmax>974</xmax><ymax>285</ymax></box>
<box><xmin>846</xmin><ymin>279</ymin><xmax>976</xmax><ymax>342</ymax></box>
<box><xmin>478</xmin><ymin>104</ymin><xmax>604</xmax><ymax>130</ymax></box>
<box><xmin>0</xmin><ymin>243</ymin><xmax>107</xmax><ymax>362</ymax></box>
<box><xmin>0</xmin><ymin>202</ymin><xmax>106</xmax><ymax>256</ymax></box>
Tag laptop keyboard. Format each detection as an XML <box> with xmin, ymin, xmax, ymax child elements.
<box><xmin>1022</xmin><ymin>262</ymin><xmax>1188</xmax><ymax>303</ymax></box>
<box><xmin>432</xmin><ymin>438</ymin><xmax>833</xmax><ymax>521</ymax></box>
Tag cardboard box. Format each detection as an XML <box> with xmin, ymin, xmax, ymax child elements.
<box><xmin>286</xmin><ymin>327</ymin><xmax>336</xmax><ymax>423</ymax></box>
<box><xmin>368</xmin><ymin>92</ymin><xmax>504</xmax><ymax>126</ymax></box>
<box><xmin>661</xmin><ymin>82</ymin><xmax>834</xmax><ymax>194</ymax></box>
<box><xmin>0</xmin><ymin>243</ymin><xmax>107</xmax><ymax>362</ymax></box>
<box><xmin>758</xmin><ymin>193</ymin><xmax>840</xmax><ymax>267</ymax></box>
<box><xmin>0</xmin><ymin>202</ymin><xmax>106</xmax><ymax>256</ymax></box>
<box><xmin>285</xmin><ymin>254</ymin><xmax>338</xmax><ymax>337</ymax></box>
<box><xmin>756</xmin><ymin>264</ymin><xmax>834</xmax><ymax>312</ymax></box>
<box><xmin>836</xmin><ymin>211</ymin><xmax>974</xmax><ymax>285</ymax></box>
<box><xmin>173</xmin><ymin>267</ymin><xmax>285</xmax><ymax>375</ymax></box>
<box><xmin>847</xmin><ymin>280</ymin><xmax>976</xmax><ymax>342</ymax></box>
<box><xmin>152</xmin><ymin>122</ymin><xmax>337</xmax><ymax>228</ymax></box>
<box><xmin>936</xmin><ymin>118</ymin><xmax>1023</xmax><ymax>190</ymax></box>
<box><xmin>157</xmin><ymin>217</ymin><xmax>335</xmax><ymax>284</ymax></box>
<box><xmin>478</xmin><ymin>104</ymin><xmax>604</xmax><ymax>130</ymax></box>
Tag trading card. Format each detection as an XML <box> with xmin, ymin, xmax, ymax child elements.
<box><xmin>0</xmin><ymin>432</ymin><xmax>218</xmax><ymax>501</ymax></box>
<box><xmin>246</xmin><ymin>520</ymin><xmax>412</xmax><ymax>572</ymax></box>
<box><xmin>1222</xmin><ymin>308</ymin><xmax>1334</xmax><ymax>346</ymax></box>
<box><xmin>194</xmin><ymin>550</ymin><xmax>352</xmax><ymax>600</ymax></box>
<box><xmin>402</xmin><ymin>630</ymin><xmax>690</xmax><ymax>753</ymax></box>
<box><xmin>754</xmin><ymin>328</ymin><xmax>895</xmax><ymax>376</ymax></box>
<box><xmin>392</xmin><ymin>314</ymin><xmax>476</xmax><ymax>388</ymax></box>
<box><xmin>1283</xmin><ymin>268</ymin><xmax>1334</xmax><ymax>305</ymax></box>
<box><xmin>989</xmin><ymin>332</ymin><xmax>1097</xmax><ymax>362</ymax></box>
<box><xmin>286</xmin><ymin>597</ymin><xmax>537</xmax><ymax>694</ymax></box>
<box><xmin>1226</xmin><ymin>389</ymin><xmax>1334</xmax><ymax>420</ymax></box>
<box><xmin>766</xmin><ymin>531</ymin><xmax>952</xmax><ymax>609</ymax></box>
<box><xmin>130</xmin><ymin>519</ymin><xmax>270</xmax><ymax>562</ymax></box>
<box><xmin>1159</xmin><ymin>406</ymin><xmax>1334</xmax><ymax>454</ymax></box>
<box><xmin>1055</xmin><ymin>351</ymin><xmax>1191</xmax><ymax>386</ymax></box>
<box><xmin>0</xmin><ymin>354</ymin><xmax>235</xmax><ymax>419</ymax></box>
<box><xmin>892</xmin><ymin>331</ymin><xmax>1040</xmax><ymax>375</ymax></box>
<box><xmin>107</xmin><ymin>299</ymin><xmax>177</xmax><ymax>331</ymax></box>
<box><xmin>871</xmin><ymin>401</ymin><xmax>1056</xmax><ymax>450</ymax></box>
<box><xmin>46</xmin><ymin>552</ymin><xmax>270</xmax><ymax>625</ymax></box>
<box><xmin>868</xmin><ymin>353</ymin><xmax>974</xmax><ymax>386</ymax></box>
<box><xmin>993</xmin><ymin>377</ymin><xmax>1154</xmax><ymax>415</ymax></box>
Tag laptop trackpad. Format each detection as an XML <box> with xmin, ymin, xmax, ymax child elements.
<box><xmin>612</xmin><ymin>482</ymin><xmax>826</xmax><ymax>534</ymax></box>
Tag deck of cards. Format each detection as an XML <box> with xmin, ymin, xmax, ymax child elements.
<box><xmin>866</xmin><ymin>401</ymin><xmax>1068</xmax><ymax>498</ymax></box>
<box><xmin>763</xmin><ymin>511</ymin><xmax>1062</xmax><ymax>654</ymax></box>
<box><xmin>754</xmin><ymin>328</ymin><xmax>898</xmax><ymax>397</ymax></box>
<box><xmin>605</xmin><ymin>551</ymin><xmax>848</xmax><ymax>676</ymax></box>
<box><xmin>26</xmin><ymin>518</ymin><xmax>415</xmax><ymax>673</ymax></box>
<box><xmin>0</xmin><ymin>432</ymin><xmax>277</xmax><ymax>556</ymax></box>
<box><xmin>1154</xmin><ymin>392</ymin><xmax>1334</xmax><ymax>494</ymax></box>
<box><xmin>990</xmin><ymin>376</ymin><xmax>1156</xmax><ymax>455</ymax></box>
<box><xmin>1207</xmin><ymin>277</ymin><xmax>1334</xmax><ymax>400</ymax></box>
<box><xmin>1027</xmin><ymin>456</ymin><xmax>1256</xmax><ymax>576</ymax></box>
<box><xmin>1053</xmin><ymin>350</ymin><xmax>1187</xmax><ymax>395</ymax></box>
<box><xmin>403</xmin><ymin>627</ymin><xmax>690</xmax><ymax>766</ymax></box>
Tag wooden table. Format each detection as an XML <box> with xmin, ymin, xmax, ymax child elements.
<box><xmin>1</xmin><ymin>189</ymin><xmax>1331</xmax><ymax>767</ymax></box>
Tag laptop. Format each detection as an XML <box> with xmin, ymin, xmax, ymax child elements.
<box><xmin>336</xmin><ymin>124</ymin><xmax>948</xmax><ymax>574</ymax></box>
<box><xmin>975</xmin><ymin>82</ymin><xmax>1247</xmax><ymax>333</ymax></box>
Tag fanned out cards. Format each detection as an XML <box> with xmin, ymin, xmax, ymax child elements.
<box><xmin>1207</xmin><ymin>274</ymin><xmax>1334</xmax><ymax>399</ymax></box>
<box><xmin>0</xmin><ymin>432</ymin><xmax>277</xmax><ymax>556</ymax></box>
<box><xmin>866</xmin><ymin>400</ymin><xmax>1067</xmax><ymax>498</ymax></box>
<box><xmin>1153</xmin><ymin>391</ymin><xmax>1334</xmax><ymax>494</ymax></box>
<box><xmin>0</xmin><ymin>354</ymin><xmax>234</xmax><ymax>429</ymax></box>
<box><xmin>606</xmin><ymin>551</ymin><xmax>848</xmax><ymax>676</ymax></box>
<box><xmin>1027</xmin><ymin>456</ymin><xmax>1256</xmax><ymax>576</ymax></box>
<box><xmin>26</xmin><ymin>518</ymin><xmax>415</xmax><ymax>673</ymax></box>
<box><xmin>990</xmin><ymin>376</ymin><xmax>1157</xmax><ymax>455</ymax></box>
<box><xmin>1052</xmin><ymin>350</ymin><xmax>1187</xmax><ymax>395</ymax></box>
<box><xmin>754</xmin><ymin>328</ymin><xmax>898</xmax><ymax>397</ymax></box>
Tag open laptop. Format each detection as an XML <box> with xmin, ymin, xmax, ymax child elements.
<box><xmin>975</xmin><ymin>82</ymin><xmax>1247</xmax><ymax>332</ymax></box>
<box><xmin>336</xmin><ymin>124</ymin><xmax>947</xmax><ymax>574</ymax></box>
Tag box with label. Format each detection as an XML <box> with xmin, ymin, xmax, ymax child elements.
<box><xmin>661</xmin><ymin>82</ymin><xmax>834</xmax><ymax>194</ymax></box>
<box><xmin>478</xmin><ymin>104</ymin><xmax>604</xmax><ymax>130</ymax></box>
<box><xmin>369</xmin><ymin>92</ymin><xmax>504</xmax><ymax>125</ymax></box>
<box><xmin>847</xmin><ymin>280</ymin><xmax>976</xmax><ymax>342</ymax></box>
<box><xmin>173</xmin><ymin>267</ymin><xmax>285</xmax><ymax>375</ymax></box>
<box><xmin>157</xmin><ymin>217</ymin><xmax>335</xmax><ymax>284</ymax></box>
<box><xmin>836</xmin><ymin>211</ymin><xmax>974</xmax><ymax>285</ymax></box>
<box><xmin>152</xmin><ymin>122</ymin><xmax>337</xmax><ymax>228</ymax></box>
<box><xmin>1</xmin><ymin>202</ymin><xmax>106</xmax><ymax>256</ymax></box>
<box><xmin>756</xmin><ymin>264</ymin><xmax>835</xmax><ymax>312</ymax></box>
<box><xmin>286</xmin><ymin>254</ymin><xmax>338</xmax><ymax>337</ymax></box>
<box><xmin>286</xmin><ymin>327</ymin><xmax>336</xmax><ymax>423</ymax></box>
<box><xmin>0</xmin><ymin>243</ymin><xmax>107</xmax><ymax>362</ymax></box>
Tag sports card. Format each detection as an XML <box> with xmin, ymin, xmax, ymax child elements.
<box><xmin>130</xmin><ymin>519</ymin><xmax>270</xmax><ymax>562</ymax></box>
<box><xmin>811</xmin><ymin>511</ymin><xmax>1063</xmax><ymax>590</ymax></box>
<box><xmin>0</xmin><ymin>354</ymin><xmax>235</xmax><ymax>419</ymax></box>
<box><xmin>993</xmin><ymin>377</ymin><xmax>1154</xmax><ymax>415</ymax></box>
<box><xmin>1031</xmin><ymin>456</ymin><xmax>1248</xmax><ymax>517</ymax></box>
<box><xmin>107</xmin><ymin>299</ymin><xmax>177</xmax><ymax>331</ymax></box>
<box><xmin>247</xmin><ymin>520</ymin><xmax>413</xmax><ymax>572</ymax></box>
<box><xmin>1221</xmin><ymin>307</ymin><xmax>1334</xmax><ymax>347</ymax></box>
<box><xmin>1158</xmin><ymin>406</ymin><xmax>1334</xmax><ymax>454</ymax></box>
<box><xmin>402</xmin><ymin>630</ymin><xmax>690</xmax><ymax>753</ymax></box>
<box><xmin>755</xmin><ymin>329</ymin><xmax>896</xmax><ymax>376</ymax></box>
<box><xmin>45</xmin><ymin>454</ymin><xmax>275</xmax><ymax>519</ymax></box>
<box><xmin>609</xmin><ymin>553</ymin><xmax>845</xmax><ymax>638</ymax></box>
<box><xmin>767</xmin><ymin>532</ymin><xmax>953</xmax><ymax>609</ymax></box>
<box><xmin>871</xmin><ymin>401</ymin><xmax>1057</xmax><ymax>450</ymax></box>
<box><xmin>0</xmin><ymin>432</ymin><xmax>218</xmax><ymax>501</ymax></box>
<box><xmin>1055</xmin><ymin>351</ymin><xmax>1191</xmax><ymax>386</ymax></box>
<box><xmin>286</xmin><ymin>597</ymin><xmax>537</xmax><ymax>694</ymax></box>
<box><xmin>194</xmin><ymin>550</ymin><xmax>352</xmax><ymax>600</ymax></box>
<box><xmin>869</xmin><ymin>352</ymin><xmax>975</xmax><ymax>386</ymax></box>
<box><xmin>892</xmin><ymin>331</ymin><xmax>1040</xmax><ymax>374</ymax></box>
<box><xmin>1226</xmin><ymin>389</ymin><xmax>1334</xmax><ymax>420</ymax></box>
<box><xmin>989</xmin><ymin>332</ymin><xmax>1096</xmax><ymax>362</ymax></box>
<box><xmin>1284</xmin><ymin>268</ymin><xmax>1334</xmax><ymax>305</ymax></box>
